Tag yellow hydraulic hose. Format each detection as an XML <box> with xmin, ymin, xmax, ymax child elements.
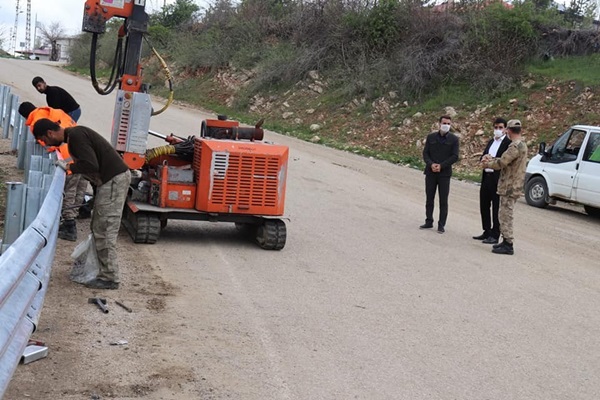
<box><xmin>145</xmin><ymin>37</ymin><xmax>174</xmax><ymax>116</ymax></box>
<box><xmin>146</xmin><ymin>145</ymin><xmax>175</xmax><ymax>163</ymax></box>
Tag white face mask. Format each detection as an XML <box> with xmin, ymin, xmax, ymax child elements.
<box><xmin>440</xmin><ymin>124</ymin><xmax>451</xmax><ymax>133</ymax></box>
<box><xmin>493</xmin><ymin>129</ymin><xmax>504</xmax><ymax>138</ymax></box>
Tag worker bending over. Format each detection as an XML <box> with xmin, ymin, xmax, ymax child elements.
<box><xmin>32</xmin><ymin>118</ymin><xmax>131</xmax><ymax>290</ymax></box>
<box><xmin>18</xmin><ymin>101</ymin><xmax>88</xmax><ymax>241</ymax></box>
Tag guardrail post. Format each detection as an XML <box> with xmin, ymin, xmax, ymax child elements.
<box><xmin>42</xmin><ymin>157</ymin><xmax>53</xmax><ymax>174</ymax></box>
<box><xmin>29</xmin><ymin>155</ymin><xmax>43</xmax><ymax>175</ymax></box>
<box><xmin>2</xmin><ymin>93</ymin><xmax>13</xmax><ymax>139</ymax></box>
<box><xmin>17</xmin><ymin>123</ymin><xmax>29</xmax><ymax>170</ymax></box>
<box><xmin>0</xmin><ymin>183</ymin><xmax>26</xmax><ymax>254</ymax></box>
<box><xmin>25</xmin><ymin>170</ymin><xmax>44</xmax><ymax>230</ymax></box>
<box><xmin>0</xmin><ymin>86</ymin><xmax>10</xmax><ymax>135</ymax></box>
<box><xmin>12</xmin><ymin>117</ymin><xmax>25</xmax><ymax>152</ymax></box>
<box><xmin>23</xmin><ymin>138</ymin><xmax>35</xmax><ymax>180</ymax></box>
<box><xmin>0</xmin><ymin>86</ymin><xmax>8</xmax><ymax>131</ymax></box>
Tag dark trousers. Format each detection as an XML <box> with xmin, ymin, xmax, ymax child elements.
<box><xmin>425</xmin><ymin>174</ymin><xmax>451</xmax><ymax>227</ymax></box>
<box><xmin>480</xmin><ymin>172</ymin><xmax>501</xmax><ymax>239</ymax></box>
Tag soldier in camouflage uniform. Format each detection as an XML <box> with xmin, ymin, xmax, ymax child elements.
<box><xmin>481</xmin><ymin>119</ymin><xmax>528</xmax><ymax>255</ymax></box>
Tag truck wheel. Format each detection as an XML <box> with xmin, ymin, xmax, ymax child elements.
<box><xmin>584</xmin><ymin>205</ymin><xmax>600</xmax><ymax>218</ymax></box>
<box><xmin>525</xmin><ymin>176</ymin><xmax>549</xmax><ymax>208</ymax></box>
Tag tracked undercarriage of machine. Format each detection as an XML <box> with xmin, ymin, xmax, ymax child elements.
<box><xmin>123</xmin><ymin>117</ymin><xmax>289</xmax><ymax>250</ymax></box>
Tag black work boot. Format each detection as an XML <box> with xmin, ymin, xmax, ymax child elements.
<box><xmin>58</xmin><ymin>219</ymin><xmax>77</xmax><ymax>241</ymax></box>
<box><xmin>492</xmin><ymin>241</ymin><xmax>514</xmax><ymax>255</ymax></box>
<box><xmin>493</xmin><ymin>239</ymin><xmax>507</xmax><ymax>249</ymax></box>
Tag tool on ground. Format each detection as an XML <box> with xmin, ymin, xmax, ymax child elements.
<box><xmin>115</xmin><ymin>300</ymin><xmax>132</xmax><ymax>313</ymax></box>
<box><xmin>88</xmin><ymin>297</ymin><xmax>108</xmax><ymax>313</ymax></box>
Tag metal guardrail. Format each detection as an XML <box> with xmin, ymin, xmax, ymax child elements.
<box><xmin>0</xmin><ymin>84</ymin><xmax>64</xmax><ymax>398</ymax></box>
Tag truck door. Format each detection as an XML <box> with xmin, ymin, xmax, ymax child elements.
<box><xmin>573</xmin><ymin>131</ymin><xmax>600</xmax><ymax>206</ymax></box>
<box><xmin>542</xmin><ymin>128</ymin><xmax>587</xmax><ymax>200</ymax></box>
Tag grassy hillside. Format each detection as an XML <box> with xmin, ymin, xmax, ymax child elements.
<box><xmin>112</xmin><ymin>53</ymin><xmax>596</xmax><ymax>181</ymax></box>
<box><xmin>64</xmin><ymin>0</ymin><xmax>600</xmax><ymax>182</ymax></box>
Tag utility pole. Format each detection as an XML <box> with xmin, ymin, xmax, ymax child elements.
<box><xmin>25</xmin><ymin>0</ymin><xmax>31</xmax><ymax>56</ymax></box>
<box><xmin>9</xmin><ymin>0</ymin><xmax>21</xmax><ymax>56</ymax></box>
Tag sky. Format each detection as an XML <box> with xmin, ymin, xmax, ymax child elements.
<box><xmin>0</xmin><ymin>0</ymin><xmax>205</xmax><ymax>52</ymax></box>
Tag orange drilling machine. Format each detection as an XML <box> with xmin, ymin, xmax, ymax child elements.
<box><xmin>82</xmin><ymin>0</ymin><xmax>288</xmax><ymax>249</ymax></box>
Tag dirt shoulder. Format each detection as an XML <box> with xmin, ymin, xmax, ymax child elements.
<box><xmin>1</xmin><ymin>137</ymin><xmax>203</xmax><ymax>399</ymax></box>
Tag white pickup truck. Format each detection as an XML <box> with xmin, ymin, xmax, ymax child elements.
<box><xmin>524</xmin><ymin>125</ymin><xmax>600</xmax><ymax>217</ymax></box>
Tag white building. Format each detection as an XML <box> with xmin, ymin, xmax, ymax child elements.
<box><xmin>15</xmin><ymin>35</ymin><xmax>75</xmax><ymax>62</ymax></box>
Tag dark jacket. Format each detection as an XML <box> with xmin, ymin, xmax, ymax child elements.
<box><xmin>45</xmin><ymin>86</ymin><xmax>80</xmax><ymax>114</ymax></box>
<box><xmin>65</xmin><ymin>126</ymin><xmax>128</xmax><ymax>186</ymax></box>
<box><xmin>480</xmin><ymin>135</ymin><xmax>511</xmax><ymax>183</ymax></box>
<box><xmin>423</xmin><ymin>131</ymin><xmax>460</xmax><ymax>177</ymax></box>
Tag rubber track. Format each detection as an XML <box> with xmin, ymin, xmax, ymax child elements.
<box><xmin>257</xmin><ymin>219</ymin><xmax>286</xmax><ymax>250</ymax></box>
<box><xmin>125</xmin><ymin>211</ymin><xmax>161</xmax><ymax>244</ymax></box>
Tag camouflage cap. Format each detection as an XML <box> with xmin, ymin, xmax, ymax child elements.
<box><xmin>507</xmin><ymin>119</ymin><xmax>521</xmax><ymax>128</ymax></box>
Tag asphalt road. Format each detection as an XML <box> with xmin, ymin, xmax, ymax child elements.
<box><xmin>2</xmin><ymin>58</ymin><xmax>600</xmax><ymax>400</ymax></box>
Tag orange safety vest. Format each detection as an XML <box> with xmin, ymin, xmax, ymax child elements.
<box><xmin>25</xmin><ymin>107</ymin><xmax>77</xmax><ymax>164</ymax></box>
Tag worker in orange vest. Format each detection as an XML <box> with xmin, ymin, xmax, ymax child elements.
<box><xmin>18</xmin><ymin>101</ymin><xmax>89</xmax><ymax>241</ymax></box>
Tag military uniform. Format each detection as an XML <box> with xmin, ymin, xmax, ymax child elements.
<box><xmin>486</xmin><ymin>136</ymin><xmax>528</xmax><ymax>247</ymax></box>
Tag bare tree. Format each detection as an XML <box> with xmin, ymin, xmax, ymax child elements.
<box><xmin>38</xmin><ymin>21</ymin><xmax>66</xmax><ymax>61</ymax></box>
<box><xmin>0</xmin><ymin>26</ymin><xmax>7</xmax><ymax>52</ymax></box>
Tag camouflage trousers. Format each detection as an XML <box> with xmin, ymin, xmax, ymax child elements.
<box><xmin>62</xmin><ymin>174</ymin><xmax>88</xmax><ymax>220</ymax></box>
<box><xmin>92</xmin><ymin>170</ymin><xmax>131</xmax><ymax>283</ymax></box>
<box><xmin>499</xmin><ymin>195</ymin><xmax>518</xmax><ymax>244</ymax></box>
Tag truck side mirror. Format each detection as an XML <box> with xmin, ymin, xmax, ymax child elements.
<box><xmin>538</xmin><ymin>142</ymin><xmax>546</xmax><ymax>156</ymax></box>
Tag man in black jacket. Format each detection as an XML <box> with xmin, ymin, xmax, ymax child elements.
<box><xmin>32</xmin><ymin>76</ymin><xmax>82</xmax><ymax>122</ymax></box>
<box><xmin>33</xmin><ymin>119</ymin><xmax>130</xmax><ymax>290</ymax></box>
<box><xmin>421</xmin><ymin>115</ymin><xmax>460</xmax><ymax>233</ymax></box>
<box><xmin>473</xmin><ymin>118</ymin><xmax>511</xmax><ymax>244</ymax></box>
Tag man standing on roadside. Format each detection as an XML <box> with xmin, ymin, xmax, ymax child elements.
<box><xmin>481</xmin><ymin>119</ymin><xmax>528</xmax><ymax>255</ymax></box>
<box><xmin>32</xmin><ymin>76</ymin><xmax>82</xmax><ymax>122</ymax></box>
<box><xmin>18</xmin><ymin>101</ymin><xmax>88</xmax><ymax>241</ymax></box>
<box><xmin>420</xmin><ymin>115</ymin><xmax>460</xmax><ymax>234</ymax></box>
<box><xmin>473</xmin><ymin>117</ymin><xmax>511</xmax><ymax>244</ymax></box>
<box><xmin>33</xmin><ymin>118</ymin><xmax>130</xmax><ymax>289</ymax></box>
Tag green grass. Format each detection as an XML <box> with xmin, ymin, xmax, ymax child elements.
<box><xmin>527</xmin><ymin>54</ymin><xmax>600</xmax><ymax>86</ymax></box>
<box><xmin>420</xmin><ymin>84</ymin><xmax>482</xmax><ymax>112</ymax></box>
